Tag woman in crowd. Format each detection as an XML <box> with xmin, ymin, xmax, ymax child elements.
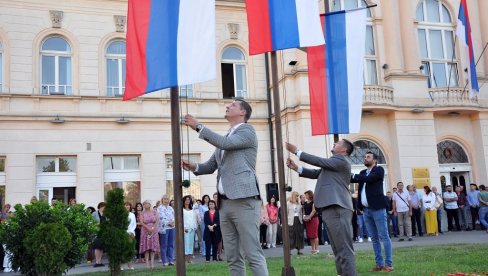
<box><xmin>260</xmin><ymin>201</ymin><xmax>270</xmax><ymax>249</ymax></box>
<box><xmin>183</xmin><ymin>195</ymin><xmax>199</xmax><ymax>263</ymax></box>
<box><xmin>422</xmin><ymin>186</ymin><xmax>438</xmax><ymax>236</ymax></box>
<box><xmin>212</xmin><ymin>192</ymin><xmax>223</xmax><ymax>260</ymax></box>
<box><xmin>124</xmin><ymin>202</ymin><xmax>136</xmax><ymax>270</ymax></box>
<box><xmin>30</xmin><ymin>196</ymin><xmax>38</xmax><ymax>204</ymax></box>
<box><xmin>169</xmin><ymin>200</ymin><xmax>175</xmax><ymax>208</ymax></box>
<box><xmin>69</xmin><ymin>198</ymin><xmax>77</xmax><ymax>206</ymax></box>
<box><xmin>92</xmin><ymin>202</ymin><xmax>106</xmax><ymax>267</ymax></box>
<box><xmin>139</xmin><ymin>200</ymin><xmax>160</xmax><ymax>269</ymax></box>
<box><xmin>266</xmin><ymin>196</ymin><xmax>279</xmax><ymax>248</ymax></box>
<box><xmin>157</xmin><ymin>195</ymin><xmax>175</xmax><ymax>266</ymax></box>
<box><xmin>287</xmin><ymin>191</ymin><xmax>304</xmax><ymax>255</ymax></box>
<box><xmin>134</xmin><ymin>202</ymin><xmax>144</xmax><ymax>263</ymax></box>
<box><xmin>199</xmin><ymin>195</ymin><xmax>210</xmax><ymax>257</ymax></box>
<box><xmin>303</xmin><ymin>190</ymin><xmax>319</xmax><ymax>254</ymax></box>
<box><xmin>203</xmin><ymin>200</ymin><xmax>221</xmax><ymax>262</ymax></box>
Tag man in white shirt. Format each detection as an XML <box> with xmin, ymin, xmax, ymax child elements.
<box><xmin>392</xmin><ymin>182</ymin><xmax>413</xmax><ymax>241</ymax></box>
<box><xmin>443</xmin><ymin>185</ymin><xmax>461</xmax><ymax>231</ymax></box>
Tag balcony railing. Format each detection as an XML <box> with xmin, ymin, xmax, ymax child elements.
<box><xmin>363</xmin><ymin>86</ymin><xmax>394</xmax><ymax>105</ymax></box>
<box><xmin>429</xmin><ymin>88</ymin><xmax>478</xmax><ymax>106</ymax></box>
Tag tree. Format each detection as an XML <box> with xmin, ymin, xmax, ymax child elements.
<box><xmin>99</xmin><ymin>188</ymin><xmax>136</xmax><ymax>276</ymax></box>
<box><xmin>0</xmin><ymin>201</ymin><xmax>97</xmax><ymax>275</ymax></box>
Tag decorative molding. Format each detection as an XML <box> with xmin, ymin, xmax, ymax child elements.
<box><xmin>49</xmin><ymin>10</ymin><xmax>63</xmax><ymax>28</ymax></box>
<box><xmin>227</xmin><ymin>23</ymin><xmax>239</xmax><ymax>40</ymax></box>
<box><xmin>114</xmin><ymin>15</ymin><xmax>126</xmax><ymax>32</ymax></box>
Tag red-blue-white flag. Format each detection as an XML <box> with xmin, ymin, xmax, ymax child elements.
<box><xmin>456</xmin><ymin>0</ymin><xmax>479</xmax><ymax>98</ymax></box>
<box><xmin>307</xmin><ymin>9</ymin><xmax>367</xmax><ymax>135</ymax></box>
<box><xmin>124</xmin><ymin>0</ymin><xmax>216</xmax><ymax>100</ymax></box>
<box><xmin>245</xmin><ymin>0</ymin><xmax>324</xmax><ymax>55</ymax></box>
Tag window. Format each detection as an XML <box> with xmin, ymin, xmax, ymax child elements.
<box><xmin>416</xmin><ymin>0</ymin><xmax>458</xmax><ymax>88</ymax></box>
<box><xmin>165</xmin><ymin>154</ymin><xmax>201</xmax><ymax>200</ymax></box>
<box><xmin>0</xmin><ymin>41</ymin><xmax>3</xmax><ymax>92</ymax></box>
<box><xmin>36</xmin><ymin>156</ymin><xmax>77</xmax><ymax>173</ymax></box>
<box><xmin>106</xmin><ymin>41</ymin><xmax>126</xmax><ymax>97</ymax></box>
<box><xmin>36</xmin><ymin>156</ymin><xmax>77</xmax><ymax>204</ymax></box>
<box><xmin>180</xmin><ymin>85</ymin><xmax>193</xmax><ymax>98</ymax></box>
<box><xmin>104</xmin><ymin>155</ymin><xmax>141</xmax><ymax>206</ymax></box>
<box><xmin>221</xmin><ymin>47</ymin><xmax>247</xmax><ymax>98</ymax></box>
<box><xmin>331</xmin><ymin>0</ymin><xmax>377</xmax><ymax>85</ymax></box>
<box><xmin>41</xmin><ymin>37</ymin><xmax>72</xmax><ymax>95</ymax></box>
<box><xmin>437</xmin><ymin>140</ymin><xmax>468</xmax><ymax>164</ymax></box>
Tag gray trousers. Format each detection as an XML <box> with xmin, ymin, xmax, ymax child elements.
<box><xmin>322</xmin><ymin>205</ymin><xmax>357</xmax><ymax>276</ymax></box>
<box><xmin>220</xmin><ymin>197</ymin><xmax>268</xmax><ymax>276</ymax></box>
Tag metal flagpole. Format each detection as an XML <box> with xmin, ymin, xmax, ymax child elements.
<box><xmin>170</xmin><ymin>86</ymin><xmax>186</xmax><ymax>275</ymax></box>
<box><xmin>270</xmin><ymin>51</ymin><xmax>296</xmax><ymax>276</ymax></box>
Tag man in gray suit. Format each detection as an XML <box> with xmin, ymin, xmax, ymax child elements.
<box><xmin>286</xmin><ymin>139</ymin><xmax>357</xmax><ymax>276</ymax></box>
<box><xmin>182</xmin><ymin>99</ymin><xmax>268</xmax><ymax>276</ymax></box>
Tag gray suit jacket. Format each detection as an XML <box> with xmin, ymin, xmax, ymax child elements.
<box><xmin>299</xmin><ymin>152</ymin><xmax>353</xmax><ymax>211</ymax></box>
<box><xmin>194</xmin><ymin>124</ymin><xmax>260</xmax><ymax>199</ymax></box>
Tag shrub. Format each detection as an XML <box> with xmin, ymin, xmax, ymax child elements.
<box><xmin>100</xmin><ymin>188</ymin><xmax>136</xmax><ymax>275</ymax></box>
<box><xmin>24</xmin><ymin>222</ymin><xmax>72</xmax><ymax>276</ymax></box>
<box><xmin>0</xmin><ymin>200</ymin><xmax>97</xmax><ymax>276</ymax></box>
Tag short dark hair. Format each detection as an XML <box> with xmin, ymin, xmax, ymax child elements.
<box><xmin>366</xmin><ymin>151</ymin><xmax>378</xmax><ymax>160</ymax></box>
<box><xmin>304</xmin><ymin>190</ymin><xmax>314</xmax><ymax>200</ymax></box>
<box><xmin>97</xmin><ymin>202</ymin><xmax>105</xmax><ymax>209</ymax></box>
<box><xmin>182</xmin><ymin>195</ymin><xmax>193</xmax><ymax>209</ymax></box>
<box><xmin>342</xmin><ymin>139</ymin><xmax>354</xmax><ymax>155</ymax></box>
<box><xmin>479</xmin><ymin>185</ymin><xmax>486</xmax><ymax>190</ymax></box>
<box><xmin>236</xmin><ymin>99</ymin><xmax>252</xmax><ymax>122</ymax></box>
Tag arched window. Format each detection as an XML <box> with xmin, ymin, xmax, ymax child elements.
<box><xmin>41</xmin><ymin>37</ymin><xmax>72</xmax><ymax>95</ymax></box>
<box><xmin>437</xmin><ymin>140</ymin><xmax>468</xmax><ymax>164</ymax></box>
<box><xmin>0</xmin><ymin>41</ymin><xmax>3</xmax><ymax>92</ymax></box>
<box><xmin>106</xmin><ymin>41</ymin><xmax>126</xmax><ymax>97</ymax></box>
<box><xmin>221</xmin><ymin>47</ymin><xmax>247</xmax><ymax>99</ymax></box>
<box><xmin>416</xmin><ymin>0</ymin><xmax>458</xmax><ymax>88</ymax></box>
<box><xmin>350</xmin><ymin>139</ymin><xmax>387</xmax><ymax>165</ymax></box>
<box><xmin>331</xmin><ymin>0</ymin><xmax>377</xmax><ymax>85</ymax></box>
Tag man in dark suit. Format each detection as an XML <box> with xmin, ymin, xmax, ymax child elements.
<box><xmin>182</xmin><ymin>99</ymin><xmax>268</xmax><ymax>276</ymax></box>
<box><xmin>351</xmin><ymin>151</ymin><xmax>393</xmax><ymax>272</ymax></box>
<box><xmin>286</xmin><ymin>139</ymin><xmax>357</xmax><ymax>276</ymax></box>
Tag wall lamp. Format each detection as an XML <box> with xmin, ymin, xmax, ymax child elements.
<box><xmin>448</xmin><ymin>111</ymin><xmax>460</xmax><ymax>117</ymax></box>
<box><xmin>115</xmin><ymin>117</ymin><xmax>130</xmax><ymax>124</ymax></box>
<box><xmin>49</xmin><ymin>115</ymin><xmax>65</xmax><ymax>124</ymax></box>
<box><xmin>288</xmin><ymin>60</ymin><xmax>298</xmax><ymax>66</ymax></box>
<box><xmin>362</xmin><ymin>110</ymin><xmax>374</xmax><ymax>116</ymax></box>
<box><xmin>419</xmin><ymin>65</ymin><xmax>424</xmax><ymax>70</ymax></box>
<box><xmin>411</xmin><ymin>108</ymin><xmax>424</xmax><ymax>113</ymax></box>
<box><xmin>382</xmin><ymin>64</ymin><xmax>388</xmax><ymax>70</ymax></box>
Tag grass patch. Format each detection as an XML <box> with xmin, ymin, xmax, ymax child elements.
<box><xmin>78</xmin><ymin>244</ymin><xmax>488</xmax><ymax>275</ymax></box>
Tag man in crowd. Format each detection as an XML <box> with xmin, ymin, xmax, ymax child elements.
<box><xmin>408</xmin><ymin>185</ymin><xmax>423</xmax><ymax>237</ymax></box>
<box><xmin>467</xmin><ymin>183</ymin><xmax>480</xmax><ymax>231</ymax></box>
<box><xmin>455</xmin><ymin>186</ymin><xmax>468</xmax><ymax>230</ymax></box>
<box><xmin>392</xmin><ymin>182</ymin><xmax>413</xmax><ymax>241</ymax></box>
<box><xmin>351</xmin><ymin>151</ymin><xmax>393</xmax><ymax>272</ymax></box>
<box><xmin>286</xmin><ymin>139</ymin><xmax>357</xmax><ymax>276</ymax></box>
<box><xmin>443</xmin><ymin>185</ymin><xmax>461</xmax><ymax>231</ymax></box>
<box><xmin>386</xmin><ymin>191</ymin><xmax>399</xmax><ymax>238</ymax></box>
<box><xmin>478</xmin><ymin>185</ymin><xmax>488</xmax><ymax>232</ymax></box>
<box><xmin>432</xmin><ymin>186</ymin><xmax>443</xmax><ymax>234</ymax></box>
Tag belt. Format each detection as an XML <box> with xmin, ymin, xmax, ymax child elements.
<box><xmin>219</xmin><ymin>194</ymin><xmax>260</xmax><ymax>200</ymax></box>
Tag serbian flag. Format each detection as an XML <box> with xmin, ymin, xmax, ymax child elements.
<box><xmin>307</xmin><ymin>9</ymin><xmax>367</xmax><ymax>135</ymax></box>
<box><xmin>456</xmin><ymin>0</ymin><xmax>479</xmax><ymax>98</ymax></box>
<box><xmin>245</xmin><ymin>0</ymin><xmax>324</xmax><ymax>55</ymax></box>
<box><xmin>123</xmin><ymin>0</ymin><xmax>216</xmax><ymax>100</ymax></box>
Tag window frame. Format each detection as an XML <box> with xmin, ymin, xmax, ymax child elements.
<box><xmin>36</xmin><ymin>156</ymin><xmax>77</xmax><ymax>174</ymax></box>
<box><xmin>105</xmin><ymin>40</ymin><xmax>126</xmax><ymax>97</ymax></box>
<box><xmin>180</xmin><ymin>85</ymin><xmax>193</xmax><ymax>98</ymax></box>
<box><xmin>416</xmin><ymin>0</ymin><xmax>458</xmax><ymax>88</ymax></box>
<box><xmin>221</xmin><ymin>46</ymin><xmax>248</xmax><ymax>99</ymax></box>
<box><xmin>40</xmin><ymin>36</ymin><xmax>73</xmax><ymax>95</ymax></box>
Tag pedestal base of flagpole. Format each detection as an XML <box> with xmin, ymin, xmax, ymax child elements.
<box><xmin>281</xmin><ymin>267</ymin><xmax>296</xmax><ymax>276</ymax></box>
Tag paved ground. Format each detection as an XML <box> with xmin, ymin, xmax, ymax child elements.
<box><xmin>4</xmin><ymin>230</ymin><xmax>487</xmax><ymax>275</ymax></box>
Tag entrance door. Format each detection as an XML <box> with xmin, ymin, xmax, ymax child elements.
<box><xmin>53</xmin><ymin>187</ymin><xmax>76</xmax><ymax>204</ymax></box>
<box><xmin>450</xmin><ymin>172</ymin><xmax>469</xmax><ymax>193</ymax></box>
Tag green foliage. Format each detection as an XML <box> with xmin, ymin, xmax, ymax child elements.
<box><xmin>0</xmin><ymin>200</ymin><xmax>97</xmax><ymax>276</ymax></box>
<box><xmin>100</xmin><ymin>188</ymin><xmax>136</xmax><ymax>276</ymax></box>
<box><xmin>24</xmin><ymin>223</ymin><xmax>72</xmax><ymax>276</ymax></box>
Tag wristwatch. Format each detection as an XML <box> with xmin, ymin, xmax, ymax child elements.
<box><xmin>196</xmin><ymin>123</ymin><xmax>203</xmax><ymax>133</ymax></box>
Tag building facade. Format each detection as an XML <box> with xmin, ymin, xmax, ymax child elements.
<box><xmin>0</xmin><ymin>0</ymin><xmax>487</xmax><ymax>208</ymax></box>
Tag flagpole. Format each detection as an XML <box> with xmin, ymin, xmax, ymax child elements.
<box><xmin>170</xmin><ymin>86</ymin><xmax>186</xmax><ymax>275</ymax></box>
<box><xmin>322</xmin><ymin>1</ymin><xmax>339</xmax><ymax>143</ymax></box>
<box><xmin>270</xmin><ymin>51</ymin><xmax>296</xmax><ymax>276</ymax></box>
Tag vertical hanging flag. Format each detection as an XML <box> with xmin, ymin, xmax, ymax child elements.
<box><xmin>307</xmin><ymin>8</ymin><xmax>367</xmax><ymax>135</ymax></box>
<box><xmin>245</xmin><ymin>0</ymin><xmax>324</xmax><ymax>55</ymax></box>
<box><xmin>124</xmin><ymin>0</ymin><xmax>216</xmax><ymax>100</ymax></box>
<box><xmin>456</xmin><ymin>0</ymin><xmax>479</xmax><ymax>98</ymax></box>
